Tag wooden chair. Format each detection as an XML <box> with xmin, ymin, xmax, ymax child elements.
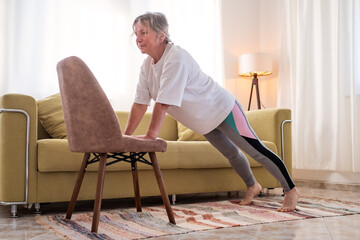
<box><xmin>56</xmin><ymin>56</ymin><xmax>175</xmax><ymax>233</ymax></box>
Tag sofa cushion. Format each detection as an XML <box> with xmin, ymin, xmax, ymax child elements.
<box><xmin>37</xmin><ymin>139</ymin><xmax>179</xmax><ymax>172</ymax></box>
<box><xmin>177</xmin><ymin>122</ymin><xmax>206</xmax><ymax>141</ymax></box>
<box><xmin>37</xmin><ymin>139</ymin><xmax>277</xmax><ymax>172</ymax></box>
<box><xmin>176</xmin><ymin>141</ymin><xmax>277</xmax><ymax>169</ymax></box>
<box><xmin>37</xmin><ymin>93</ymin><xmax>67</xmax><ymax>139</ymax></box>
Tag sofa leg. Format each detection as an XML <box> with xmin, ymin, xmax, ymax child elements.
<box><xmin>171</xmin><ymin>194</ymin><xmax>176</xmax><ymax>205</ymax></box>
<box><xmin>10</xmin><ymin>205</ymin><xmax>18</xmax><ymax>218</ymax></box>
<box><xmin>34</xmin><ymin>203</ymin><xmax>41</xmax><ymax>214</ymax></box>
<box><xmin>258</xmin><ymin>189</ymin><xmax>265</xmax><ymax>197</ymax></box>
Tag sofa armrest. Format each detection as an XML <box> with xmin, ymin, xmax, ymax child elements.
<box><xmin>0</xmin><ymin>94</ymin><xmax>38</xmax><ymax>204</ymax></box>
<box><xmin>245</xmin><ymin>108</ymin><xmax>292</xmax><ymax>175</ymax></box>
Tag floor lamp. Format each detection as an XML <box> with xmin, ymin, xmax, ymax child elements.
<box><xmin>238</xmin><ymin>53</ymin><xmax>273</xmax><ymax>111</ymax></box>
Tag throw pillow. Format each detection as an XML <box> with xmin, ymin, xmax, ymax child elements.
<box><xmin>177</xmin><ymin>122</ymin><xmax>206</xmax><ymax>141</ymax></box>
<box><xmin>37</xmin><ymin>93</ymin><xmax>67</xmax><ymax>139</ymax></box>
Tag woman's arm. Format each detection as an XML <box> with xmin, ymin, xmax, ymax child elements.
<box><xmin>146</xmin><ymin>102</ymin><xmax>169</xmax><ymax>139</ymax></box>
<box><xmin>124</xmin><ymin>102</ymin><xmax>169</xmax><ymax>139</ymax></box>
<box><xmin>124</xmin><ymin>103</ymin><xmax>148</xmax><ymax>135</ymax></box>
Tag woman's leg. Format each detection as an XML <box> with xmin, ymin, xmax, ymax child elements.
<box><xmin>204</xmin><ymin>128</ymin><xmax>256</xmax><ymax>188</ymax></box>
<box><xmin>217</xmin><ymin>101</ymin><xmax>299</xmax><ymax>211</ymax></box>
<box><xmin>219</xmin><ymin>101</ymin><xmax>295</xmax><ymax>191</ymax></box>
<box><xmin>204</xmin><ymin>128</ymin><xmax>262</xmax><ymax>204</ymax></box>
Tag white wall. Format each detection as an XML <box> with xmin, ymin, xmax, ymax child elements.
<box><xmin>221</xmin><ymin>0</ymin><xmax>359</xmax><ymax>185</ymax></box>
<box><xmin>221</xmin><ymin>0</ymin><xmax>281</xmax><ymax>110</ymax></box>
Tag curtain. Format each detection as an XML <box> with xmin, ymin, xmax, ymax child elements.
<box><xmin>0</xmin><ymin>0</ymin><xmax>223</xmax><ymax>110</ymax></box>
<box><xmin>278</xmin><ymin>0</ymin><xmax>360</xmax><ymax>172</ymax></box>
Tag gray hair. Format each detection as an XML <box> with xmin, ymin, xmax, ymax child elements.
<box><xmin>133</xmin><ymin>12</ymin><xmax>171</xmax><ymax>44</ymax></box>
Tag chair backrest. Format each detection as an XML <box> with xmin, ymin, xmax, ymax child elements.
<box><xmin>57</xmin><ymin>56</ymin><xmax>123</xmax><ymax>153</ymax></box>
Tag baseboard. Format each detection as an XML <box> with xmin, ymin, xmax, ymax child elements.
<box><xmin>294</xmin><ymin>179</ymin><xmax>360</xmax><ymax>192</ymax></box>
<box><xmin>293</xmin><ymin>168</ymin><xmax>360</xmax><ymax>191</ymax></box>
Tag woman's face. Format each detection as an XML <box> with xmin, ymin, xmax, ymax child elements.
<box><xmin>134</xmin><ymin>21</ymin><xmax>164</xmax><ymax>55</ymax></box>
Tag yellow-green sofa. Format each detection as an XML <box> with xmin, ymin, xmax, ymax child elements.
<box><xmin>0</xmin><ymin>93</ymin><xmax>292</xmax><ymax>217</ymax></box>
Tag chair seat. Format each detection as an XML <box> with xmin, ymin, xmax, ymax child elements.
<box><xmin>117</xmin><ymin>135</ymin><xmax>167</xmax><ymax>153</ymax></box>
<box><xmin>69</xmin><ymin>135</ymin><xmax>167</xmax><ymax>154</ymax></box>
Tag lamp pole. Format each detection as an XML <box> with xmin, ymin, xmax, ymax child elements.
<box><xmin>247</xmin><ymin>73</ymin><xmax>261</xmax><ymax>111</ymax></box>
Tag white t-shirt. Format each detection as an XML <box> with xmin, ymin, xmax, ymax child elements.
<box><xmin>135</xmin><ymin>44</ymin><xmax>235</xmax><ymax>135</ymax></box>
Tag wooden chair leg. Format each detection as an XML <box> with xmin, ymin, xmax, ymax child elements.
<box><xmin>66</xmin><ymin>153</ymin><xmax>90</xmax><ymax>219</ymax></box>
<box><xmin>148</xmin><ymin>152</ymin><xmax>176</xmax><ymax>224</ymax></box>
<box><xmin>131</xmin><ymin>160</ymin><xmax>142</xmax><ymax>212</ymax></box>
<box><xmin>91</xmin><ymin>153</ymin><xmax>107</xmax><ymax>233</ymax></box>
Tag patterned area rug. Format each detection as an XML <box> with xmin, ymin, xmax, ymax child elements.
<box><xmin>36</xmin><ymin>196</ymin><xmax>360</xmax><ymax>240</ymax></box>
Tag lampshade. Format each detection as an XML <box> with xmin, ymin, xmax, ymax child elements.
<box><xmin>238</xmin><ymin>53</ymin><xmax>273</xmax><ymax>77</ymax></box>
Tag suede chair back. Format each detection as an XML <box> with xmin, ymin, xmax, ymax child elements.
<box><xmin>57</xmin><ymin>56</ymin><xmax>123</xmax><ymax>153</ymax></box>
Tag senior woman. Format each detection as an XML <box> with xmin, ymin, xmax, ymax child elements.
<box><xmin>124</xmin><ymin>12</ymin><xmax>299</xmax><ymax>212</ymax></box>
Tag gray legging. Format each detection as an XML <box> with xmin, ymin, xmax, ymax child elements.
<box><xmin>203</xmin><ymin>101</ymin><xmax>295</xmax><ymax>192</ymax></box>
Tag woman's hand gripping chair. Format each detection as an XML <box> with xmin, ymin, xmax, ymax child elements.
<box><xmin>57</xmin><ymin>56</ymin><xmax>176</xmax><ymax>233</ymax></box>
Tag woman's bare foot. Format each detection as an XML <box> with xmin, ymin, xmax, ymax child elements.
<box><xmin>277</xmin><ymin>187</ymin><xmax>300</xmax><ymax>212</ymax></box>
<box><xmin>239</xmin><ymin>182</ymin><xmax>262</xmax><ymax>205</ymax></box>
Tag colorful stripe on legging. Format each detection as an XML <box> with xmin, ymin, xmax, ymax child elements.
<box><xmin>224</xmin><ymin>103</ymin><xmax>256</xmax><ymax>139</ymax></box>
